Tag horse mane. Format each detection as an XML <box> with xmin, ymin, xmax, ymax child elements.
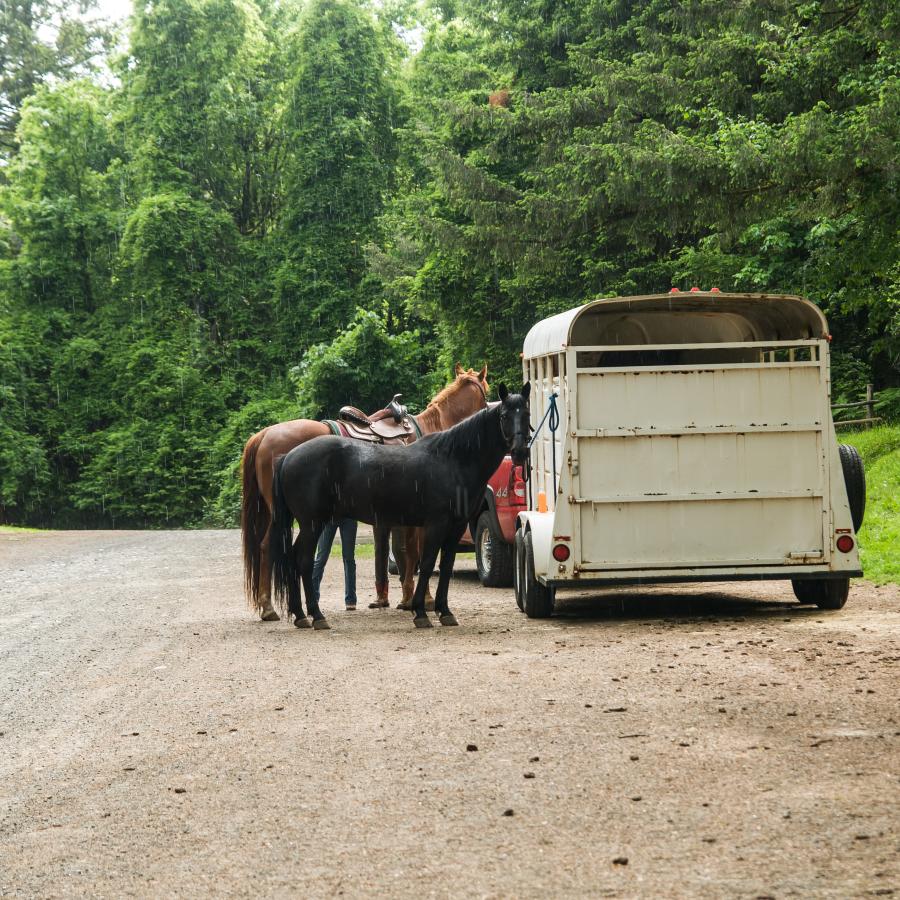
<box><xmin>427</xmin><ymin>404</ymin><xmax>498</xmax><ymax>456</ymax></box>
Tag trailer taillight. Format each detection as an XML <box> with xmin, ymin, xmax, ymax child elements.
<box><xmin>510</xmin><ymin>465</ymin><xmax>526</xmax><ymax>497</ymax></box>
<box><xmin>552</xmin><ymin>544</ymin><xmax>570</xmax><ymax>562</ymax></box>
<box><xmin>836</xmin><ymin>535</ymin><xmax>855</xmax><ymax>553</ymax></box>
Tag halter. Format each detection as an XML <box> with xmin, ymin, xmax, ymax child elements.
<box><xmin>499</xmin><ymin>396</ymin><xmax>530</xmax><ymax>462</ymax></box>
<box><xmin>464</xmin><ymin>374</ymin><xmax>489</xmax><ymax>403</ymax></box>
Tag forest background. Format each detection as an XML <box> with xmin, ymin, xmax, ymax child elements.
<box><xmin>1</xmin><ymin>0</ymin><xmax>898</xmax><ymax>528</ymax></box>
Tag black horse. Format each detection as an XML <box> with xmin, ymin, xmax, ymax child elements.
<box><xmin>269</xmin><ymin>384</ymin><xmax>531</xmax><ymax>629</ymax></box>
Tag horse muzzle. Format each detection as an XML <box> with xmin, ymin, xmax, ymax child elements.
<box><xmin>510</xmin><ymin>446</ymin><xmax>529</xmax><ymax>466</ymax></box>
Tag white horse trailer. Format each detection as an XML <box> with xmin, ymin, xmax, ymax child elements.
<box><xmin>515</xmin><ymin>292</ymin><xmax>865</xmax><ymax>617</ymax></box>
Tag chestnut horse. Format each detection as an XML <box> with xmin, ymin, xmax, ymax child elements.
<box><xmin>241</xmin><ymin>364</ymin><xmax>489</xmax><ymax>620</ymax></box>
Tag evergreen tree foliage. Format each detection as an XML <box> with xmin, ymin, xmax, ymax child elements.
<box><xmin>0</xmin><ymin>0</ymin><xmax>112</xmax><ymax>161</ymax></box>
<box><xmin>123</xmin><ymin>0</ymin><xmax>270</xmax><ymax>211</ymax></box>
<box><xmin>0</xmin><ymin>0</ymin><xmax>897</xmax><ymax>526</ymax></box>
<box><xmin>274</xmin><ymin>0</ymin><xmax>400</xmax><ymax>345</ymax></box>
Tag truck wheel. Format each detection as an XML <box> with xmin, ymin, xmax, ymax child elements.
<box><xmin>514</xmin><ymin>528</ymin><xmax>526</xmax><ymax>611</ymax></box>
<box><xmin>838</xmin><ymin>444</ymin><xmax>866</xmax><ymax>532</ymax></box>
<box><xmin>523</xmin><ymin>531</ymin><xmax>555</xmax><ymax>619</ymax></box>
<box><xmin>791</xmin><ymin>577</ymin><xmax>850</xmax><ymax>610</ymax></box>
<box><xmin>475</xmin><ymin>511</ymin><xmax>514</xmax><ymax>587</ymax></box>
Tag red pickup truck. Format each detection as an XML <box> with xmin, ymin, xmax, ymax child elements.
<box><xmin>460</xmin><ymin>457</ymin><xmax>528</xmax><ymax>587</ymax></box>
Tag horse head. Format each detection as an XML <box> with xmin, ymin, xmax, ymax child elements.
<box><xmin>454</xmin><ymin>362</ymin><xmax>490</xmax><ymax>402</ymax></box>
<box><xmin>497</xmin><ymin>383</ymin><xmax>531</xmax><ymax>466</ymax></box>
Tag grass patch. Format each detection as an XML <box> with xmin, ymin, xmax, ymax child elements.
<box><xmin>327</xmin><ymin>540</ymin><xmax>375</xmax><ymax>560</ymax></box>
<box><xmin>0</xmin><ymin>524</ymin><xmax>41</xmax><ymax>534</ymax></box>
<box><xmin>840</xmin><ymin>424</ymin><xmax>900</xmax><ymax>584</ymax></box>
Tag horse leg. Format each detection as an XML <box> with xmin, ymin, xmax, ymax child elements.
<box><xmin>434</xmin><ymin>523</ymin><xmax>467</xmax><ymax>627</ymax></box>
<box><xmin>300</xmin><ymin>525</ymin><xmax>330</xmax><ymax>631</ymax></box>
<box><xmin>419</xmin><ymin>528</ymin><xmax>435</xmax><ymax>611</ymax></box>
<box><xmin>394</xmin><ymin>527</ymin><xmax>410</xmax><ymax>610</ymax></box>
<box><xmin>369</xmin><ymin>525</ymin><xmax>391</xmax><ymax>609</ymax></box>
<box><xmin>397</xmin><ymin>527</ymin><xmax>414</xmax><ymax>610</ymax></box>
<box><xmin>258</xmin><ymin>523</ymin><xmax>280</xmax><ymax>621</ymax></box>
<box><xmin>398</xmin><ymin>528</ymin><xmax>434</xmax><ymax>611</ymax></box>
<box><xmin>411</xmin><ymin>527</ymin><xmax>442</xmax><ymax>629</ymax></box>
<box><xmin>284</xmin><ymin>532</ymin><xmax>311</xmax><ymax>628</ymax></box>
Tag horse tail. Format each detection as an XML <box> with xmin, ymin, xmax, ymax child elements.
<box><xmin>240</xmin><ymin>429</ymin><xmax>268</xmax><ymax>613</ymax></box>
<box><xmin>269</xmin><ymin>454</ymin><xmax>299</xmax><ymax>617</ymax></box>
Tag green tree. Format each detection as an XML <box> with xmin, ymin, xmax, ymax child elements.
<box><xmin>0</xmin><ymin>80</ymin><xmax>121</xmax><ymax>521</ymax></box>
<box><xmin>0</xmin><ymin>302</ymin><xmax>52</xmax><ymax>520</ymax></box>
<box><xmin>123</xmin><ymin>0</ymin><xmax>277</xmax><ymax>233</ymax></box>
<box><xmin>389</xmin><ymin>0</ymin><xmax>900</xmax><ymax>389</ymax></box>
<box><xmin>0</xmin><ymin>0</ymin><xmax>112</xmax><ymax>160</ymax></box>
<box><xmin>274</xmin><ymin>0</ymin><xmax>400</xmax><ymax>345</ymax></box>
<box><xmin>290</xmin><ymin>307</ymin><xmax>428</xmax><ymax>419</ymax></box>
<box><xmin>3</xmin><ymin>80</ymin><xmax>121</xmax><ymax>313</ymax></box>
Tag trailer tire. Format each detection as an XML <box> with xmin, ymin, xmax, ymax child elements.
<box><xmin>514</xmin><ymin>528</ymin><xmax>526</xmax><ymax>610</ymax></box>
<box><xmin>523</xmin><ymin>531</ymin><xmax>555</xmax><ymax>618</ymax></box>
<box><xmin>475</xmin><ymin>511</ymin><xmax>515</xmax><ymax>587</ymax></box>
<box><xmin>791</xmin><ymin>577</ymin><xmax>850</xmax><ymax>610</ymax></box>
<box><xmin>838</xmin><ymin>444</ymin><xmax>866</xmax><ymax>532</ymax></box>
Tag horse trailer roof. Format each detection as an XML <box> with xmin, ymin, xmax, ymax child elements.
<box><xmin>522</xmin><ymin>292</ymin><xmax>829</xmax><ymax>358</ymax></box>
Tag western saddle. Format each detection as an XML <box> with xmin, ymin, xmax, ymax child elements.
<box><xmin>329</xmin><ymin>394</ymin><xmax>418</xmax><ymax>445</ymax></box>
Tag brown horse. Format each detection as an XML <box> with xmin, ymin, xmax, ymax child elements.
<box><xmin>241</xmin><ymin>364</ymin><xmax>489</xmax><ymax>620</ymax></box>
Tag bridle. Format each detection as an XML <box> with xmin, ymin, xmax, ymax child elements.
<box><xmin>463</xmin><ymin>374</ymin><xmax>489</xmax><ymax>404</ymax></box>
<box><xmin>499</xmin><ymin>399</ymin><xmax>529</xmax><ymax>458</ymax></box>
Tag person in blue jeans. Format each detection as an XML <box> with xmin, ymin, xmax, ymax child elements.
<box><xmin>311</xmin><ymin>518</ymin><xmax>358</xmax><ymax>610</ymax></box>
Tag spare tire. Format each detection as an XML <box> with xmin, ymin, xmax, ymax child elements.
<box><xmin>838</xmin><ymin>444</ymin><xmax>866</xmax><ymax>532</ymax></box>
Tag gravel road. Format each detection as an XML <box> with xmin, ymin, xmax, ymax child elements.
<box><xmin>1</xmin><ymin>529</ymin><xmax>898</xmax><ymax>899</ymax></box>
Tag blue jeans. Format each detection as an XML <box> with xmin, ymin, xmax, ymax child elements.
<box><xmin>311</xmin><ymin>519</ymin><xmax>358</xmax><ymax>607</ymax></box>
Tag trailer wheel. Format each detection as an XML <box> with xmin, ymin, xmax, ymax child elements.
<box><xmin>838</xmin><ymin>444</ymin><xmax>866</xmax><ymax>532</ymax></box>
<box><xmin>523</xmin><ymin>531</ymin><xmax>555</xmax><ymax>618</ymax></box>
<box><xmin>791</xmin><ymin>577</ymin><xmax>850</xmax><ymax>610</ymax></box>
<box><xmin>475</xmin><ymin>511</ymin><xmax>515</xmax><ymax>587</ymax></box>
<box><xmin>514</xmin><ymin>528</ymin><xmax>526</xmax><ymax>611</ymax></box>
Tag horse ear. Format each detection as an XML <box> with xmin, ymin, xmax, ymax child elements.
<box><xmin>522</xmin><ymin>382</ymin><xmax>531</xmax><ymax>402</ymax></box>
<box><xmin>454</xmin><ymin>362</ymin><xmax>463</xmax><ymax>376</ymax></box>
<box><xmin>478</xmin><ymin>364</ymin><xmax>488</xmax><ymax>381</ymax></box>
<box><xmin>498</xmin><ymin>384</ymin><xmax>509</xmax><ymax>401</ymax></box>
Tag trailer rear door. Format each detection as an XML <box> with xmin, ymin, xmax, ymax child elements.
<box><xmin>568</xmin><ymin>342</ymin><xmax>830</xmax><ymax>572</ymax></box>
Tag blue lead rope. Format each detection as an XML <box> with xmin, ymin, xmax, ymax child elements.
<box><xmin>527</xmin><ymin>392</ymin><xmax>560</xmax><ymax>508</ymax></box>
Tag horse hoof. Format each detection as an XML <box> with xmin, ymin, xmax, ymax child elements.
<box><xmin>260</xmin><ymin>609</ymin><xmax>280</xmax><ymax>622</ymax></box>
<box><xmin>294</xmin><ymin>617</ymin><xmax>312</xmax><ymax>629</ymax></box>
<box><xmin>313</xmin><ymin>618</ymin><xmax>331</xmax><ymax>631</ymax></box>
<box><xmin>413</xmin><ymin>616</ymin><xmax>433</xmax><ymax>629</ymax></box>
<box><xmin>425</xmin><ymin>599</ymin><xmax>435</xmax><ymax>612</ymax></box>
<box><xmin>439</xmin><ymin>613</ymin><xmax>459</xmax><ymax>627</ymax></box>
<box><xmin>396</xmin><ymin>601</ymin><xmax>412</xmax><ymax>611</ymax></box>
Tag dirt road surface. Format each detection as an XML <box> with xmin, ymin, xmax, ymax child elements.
<box><xmin>1</xmin><ymin>529</ymin><xmax>898</xmax><ymax>898</ymax></box>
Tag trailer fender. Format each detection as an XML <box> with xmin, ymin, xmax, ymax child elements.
<box><xmin>516</xmin><ymin>511</ymin><xmax>556</xmax><ymax>578</ymax></box>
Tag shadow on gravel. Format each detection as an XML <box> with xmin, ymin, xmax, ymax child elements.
<box><xmin>450</xmin><ymin>565</ymin><xmax>828</xmax><ymax>625</ymax></box>
<box><xmin>552</xmin><ymin>591</ymin><xmax>821</xmax><ymax>625</ymax></box>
